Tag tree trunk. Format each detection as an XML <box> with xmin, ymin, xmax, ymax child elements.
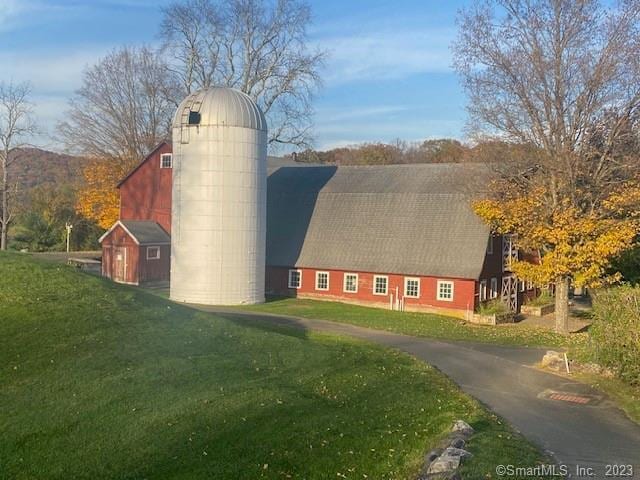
<box><xmin>555</xmin><ymin>276</ymin><xmax>570</xmax><ymax>333</ymax></box>
<box><xmin>1</xmin><ymin>150</ymin><xmax>7</xmax><ymax>251</ymax></box>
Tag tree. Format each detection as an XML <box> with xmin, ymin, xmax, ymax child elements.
<box><xmin>454</xmin><ymin>0</ymin><xmax>640</xmax><ymax>332</ymax></box>
<box><xmin>0</xmin><ymin>82</ymin><xmax>35</xmax><ymax>250</ymax></box>
<box><xmin>59</xmin><ymin>47</ymin><xmax>177</xmax><ymax>229</ymax></box>
<box><xmin>59</xmin><ymin>46</ymin><xmax>177</xmax><ymax>164</ymax></box>
<box><xmin>160</xmin><ymin>0</ymin><xmax>325</xmax><ymax>148</ymax></box>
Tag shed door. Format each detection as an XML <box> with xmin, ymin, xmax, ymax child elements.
<box><xmin>501</xmin><ymin>274</ymin><xmax>518</xmax><ymax>311</ymax></box>
<box><xmin>114</xmin><ymin>247</ymin><xmax>127</xmax><ymax>283</ymax></box>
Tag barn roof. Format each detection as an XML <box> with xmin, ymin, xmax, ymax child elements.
<box><xmin>266</xmin><ymin>163</ymin><xmax>490</xmax><ymax>280</ymax></box>
<box><xmin>99</xmin><ymin>220</ymin><xmax>170</xmax><ymax>245</ymax></box>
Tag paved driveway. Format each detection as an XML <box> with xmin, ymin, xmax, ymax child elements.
<box><xmin>201</xmin><ymin>308</ymin><xmax>640</xmax><ymax>479</ymax></box>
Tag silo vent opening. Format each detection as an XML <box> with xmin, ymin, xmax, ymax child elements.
<box><xmin>188</xmin><ymin>111</ymin><xmax>201</xmax><ymax>125</ymax></box>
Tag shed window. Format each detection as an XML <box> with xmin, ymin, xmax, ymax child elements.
<box><xmin>479</xmin><ymin>279</ymin><xmax>488</xmax><ymax>301</ymax></box>
<box><xmin>490</xmin><ymin>277</ymin><xmax>498</xmax><ymax>298</ymax></box>
<box><xmin>315</xmin><ymin>271</ymin><xmax>329</xmax><ymax>291</ymax></box>
<box><xmin>288</xmin><ymin>269</ymin><xmax>302</xmax><ymax>289</ymax></box>
<box><xmin>437</xmin><ymin>280</ymin><xmax>454</xmax><ymax>301</ymax></box>
<box><xmin>343</xmin><ymin>273</ymin><xmax>358</xmax><ymax>293</ymax></box>
<box><xmin>146</xmin><ymin>246</ymin><xmax>160</xmax><ymax>260</ymax></box>
<box><xmin>405</xmin><ymin>277</ymin><xmax>420</xmax><ymax>298</ymax></box>
<box><xmin>373</xmin><ymin>275</ymin><xmax>388</xmax><ymax>295</ymax></box>
<box><xmin>160</xmin><ymin>153</ymin><xmax>172</xmax><ymax>169</ymax></box>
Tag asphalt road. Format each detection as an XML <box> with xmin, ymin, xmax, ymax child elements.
<box><xmin>202</xmin><ymin>308</ymin><xmax>640</xmax><ymax>479</ymax></box>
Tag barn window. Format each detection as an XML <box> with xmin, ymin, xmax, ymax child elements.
<box><xmin>437</xmin><ymin>280</ymin><xmax>454</xmax><ymax>301</ymax></box>
<box><xmin>343</xmin><ymin>273</ymin><xmax>358</xmax><ymax>293</ymax></box>
<box><xmin>487</xmin><ymin>236</ymin><xmax>493</xmax><ymax>254</ymax></box>
<box><xmin>527</xmin><ymin>280</ymin><xmax>534</xmax><ymax>290</ymax></box>
<box><xmin>146</xmin><ymin>246</ymin><xmax>160</xmax><ymax>260</ymax></box>
<box><xmin>288</xmin><ymin>269</ymin><xmax>302</xmax><ymax>289</ymax></box>
<box><xmin>160</xmin><ymin>153</ymin><xmax>173</xmax><ymax>169</ymax></box>
<box><xmin>373</xmin><ymin>275</ymin><xmax>388</xmax><ymax>295</ymax></box>
<box><xmin>490</xmin><ymin>277</ymin><xmax>498</xmax><ymax>298</ymax></box>
<box><xmin>315</xmin><ymin>271</ymin><xmax>329</xmax><ymax>291</ymax></box>
<box><xmin>479</xmin><ymin>279</ymin><xmax>488</xmax><ymax>301</ymax></box>
<box><xmin>520</xmin><ymin>280</ymin><xmax>526</xmax><ymax>292</ymax></box>
<box><xmin>405</xmin><ymin>277</ymin><xmax>420</xmax><ymax>298</ymax></box>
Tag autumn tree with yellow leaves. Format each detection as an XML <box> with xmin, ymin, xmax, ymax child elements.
<box><xmin>76</xmin><ymin>160</ymin><xmax>130</xmax><ymax>229</ymax></box>
<box><xmin>454</xmin><ymin>0</ymin><xmax>640</xmax><ymax>332</ymax></box>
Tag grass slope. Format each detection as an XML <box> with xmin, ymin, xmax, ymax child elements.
<box><xmin>1</xmin><ymin>254</ymin><xmax>549</xmax><ymax>479</ymax></box>
<box><xmin>242</xmin><ymin>297</ymin><xmax>587</xmax><ymax>349</ymax></box>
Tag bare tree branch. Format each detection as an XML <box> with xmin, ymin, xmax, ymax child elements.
<box><xmin>160</xmin><ymin>0</ymin><xmax>326</xmax><ymax>149</ymax></box>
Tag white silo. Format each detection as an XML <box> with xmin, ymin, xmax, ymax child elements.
<box><xmin>170</xmin><ymin>87</ymin><xmax>267</xmax><ymax>305</ymax></box>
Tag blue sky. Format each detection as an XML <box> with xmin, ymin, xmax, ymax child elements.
<box><xmin>0</xmin><ymin>0</ymin><xmax>470</xmax><ymax>152</ymax></box>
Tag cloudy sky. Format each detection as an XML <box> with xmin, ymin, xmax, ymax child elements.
<box><xmin>0</xmin><ymin>0</ymin><xmax>469</xmax><ymax>152</ymax></box>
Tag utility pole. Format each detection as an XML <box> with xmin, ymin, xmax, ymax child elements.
<box><xmin>65</xmin><ymin>222</ymin><xmax>73</xmax><ymax>253</ymax></box>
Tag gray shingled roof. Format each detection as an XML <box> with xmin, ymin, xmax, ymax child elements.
<box><xmin>266</xmin><ymin>164</ymin><xmax>490</xmax><ymax>280</ymax></box>
<box><xmin>120</xmin><ymin>220</ymin><xmax>170</xmax><ymax>245</ymax></box>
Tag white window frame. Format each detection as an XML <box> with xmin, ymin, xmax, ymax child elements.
<box><xmin>437</xmin><ymin>280</ymin><xmax>454</xmax><ymax>302</ymax></box>
<box><xmin>520</xmin><ymin>279</ymin><xmax>526</xmax><ymax>292</ymax></box>
<box><xmin>343</xmin><ymin>273</ymin><xmax>358</xmax><ymax>293</ymax></box>
<box><xmin>160</xmin><ymin>153</ymin><xmax>173</xmax><ymax>169</ymax></box>
<box><xmin>373</xmin><ymin>275</ymin><xmax>388</xmax><ymax>295</ymax></box>
<box><xmin>490</xmin><ymin>277</ymin><xmax>498</xmax><ymax>299</ymax></box>
<box><xmin>404</xmin><ymin>277</ymin><xmax>420</xmax><ymax>298</ymax></box>
<box><xmin>146</xmin><ymin>246</ymin><xmax>160</xmax><ymax>260</ymax></box>
<box><xmin>479</xmin><ymin>279</ymin><xmax>487</xmax><ymax>301</ymax></box>
<box><xmin>315</xmin><ymin>271</ymin><xmax>329</xmax><ymax>291</ymax></box>
<box><xmin>487</xmin><ymin>236</ymin><xmax>493</xmax><ymax>255</ymax></box>
<box><xmin>288</xmin><ymin>269</ymin><xmax>302</xmax><ymax>289</ymax></box>
<box><xmin>527</xmin><ymin>280</ymin><xmax>534</xmax><ymax>290</ymax></box>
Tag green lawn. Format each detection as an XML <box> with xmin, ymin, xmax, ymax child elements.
<box><xmin>241</xmin><ymin>297</ymin><xmax>588</xmax><ymax>350</ymax></box>
<box><xmin>1</xmin><ymin>253</ymin><xmax>551</xmax><ymax>479</ymax></box>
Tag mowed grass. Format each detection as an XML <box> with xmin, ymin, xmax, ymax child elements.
<box><xmin>1</xmin><ymin>253</ymin><xmax>550</xmax><ymax>479</ymax></box>
<box><xmin>241</xmin><ymin>297</ymin><xmax>588</xmax><ymax>350</ymax></box>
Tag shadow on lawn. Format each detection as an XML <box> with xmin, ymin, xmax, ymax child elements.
<box><xmin>211</xmin><ymin>311</ymin><xmax>311</xmax><ymax>341</ymax></box>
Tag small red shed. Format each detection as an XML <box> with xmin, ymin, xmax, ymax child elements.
<box><xmin>99</xmin><ymin>220</ymin><xmax>170</xmax><ymax>285</ymax></box>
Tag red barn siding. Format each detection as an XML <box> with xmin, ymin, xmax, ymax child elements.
<box><xmin>101</xmin><ymin>225</ymin><xmax>170</xmax><ymax>284</ymax></box>
<box><xmin>266</xmin><ymin>266</ymin><xmax>477</xmax><ymax>318</ymax></box>
<box><xmin>119</xmin><ymin>142</ymin><xmax>172</xmax><ymax>233</ymax></box>
<box><xmin>101</xmin><ymin>225</ymin><xmax>139</xmax><ymax>284</ymax></box>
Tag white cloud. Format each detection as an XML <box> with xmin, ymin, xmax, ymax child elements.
<box><xmin>315</xmin><ymin>26</ymin><xmax>455</xmax><ymax>85</ymax></box>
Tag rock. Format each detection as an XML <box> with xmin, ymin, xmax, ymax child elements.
<box><xmin>427</xmin><ymin>447</ymin><xmax>473</xmax><ymax>474</ymax></box>
<box><xmin>451</xmin><ymin>420</ymin><xmax>474</xmax><ymax>437</ymax></box>
<box><xmin>541</xmin><ymin>350</ymin><xmax>565</xmax><ymax>371</ymax></box>
<box><xmin>425</xmin><ymin>448</ymin><xmax>442</xmax><ymax>463</ymax></box>
<box><xmin>448</xmin><ymin>436</ymin><xmax>466</xmax><ymax>449</ymax></box>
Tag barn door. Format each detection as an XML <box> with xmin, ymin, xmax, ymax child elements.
<box><xmin>501</xmin><ymin>274</ymin><xmax>518</xmax><ymax>311</ymax></box>
<box><xmin>114</xmin><ymin>247</ymin><xmax>127</xmax><ymax>283</ymax></box>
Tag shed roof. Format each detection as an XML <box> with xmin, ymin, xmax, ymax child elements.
<box><xmin>266</xmin><ymin>163</ymin><xmax>490</xmax><ymax>280</ymax></box>
<box><xmin>99</xmin><ymin>220</ymin><xmax>170</xmax><ymax>246</ymax></box>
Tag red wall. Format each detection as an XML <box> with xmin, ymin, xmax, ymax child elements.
<box><xmin>266</xmin><ymin>266</ymin><xmax>477</xmax><ymax>317</ymax></box>
<box><xmin>101</xmin><ymin>224</ymin><xmax>140</xmax><ymax>284</ymax></box>
<box><xmin>101</xmin><ymin>225</ymin><xmax>170</xmax><ymax>284</ymax></box>
<box><xmin>119</xmin><ymin>142</ymin><xmax>172</xmax><ymax>233</ymax></box>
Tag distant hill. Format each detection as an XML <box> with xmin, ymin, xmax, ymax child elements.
<box><xmin>7</xmin><ymin>148</ymin><xmax>88</xmax><ymax>192</ymax></box>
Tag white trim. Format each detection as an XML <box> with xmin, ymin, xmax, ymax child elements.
<box><xmin>373</xmin><ymin>275</ymin><xmax>388</xmax><ymax>295</ymax></box>
<box><xmin>146</xmin><ymin>246</ymin><xmax>160</xmax><ymax>260</ymax></box>
<box><xmin>479</xmin><ymin>279</ymin><xmax>488</xmax><ymax>301</ymax></box>
<box><xmin>490</xmin><ymin>277</ymin><xmax>498</xmax><ymax>299</ymax></box>
<box><xmin>404</xmin><ymin>277</ymin><xmax>420</xmax><ymax>298</ymax></box>
<box><xmin>160</xmin><ymin>153</ymin><xmax>173</xmax><ymax>168</ymax></box>
<box><xmin>343</xmin><ymin>273</ymin><xmax>359</xmax><ymax>293</ymax></box>
<box><xmin>98</xmin><ymin>220</ymin><xmax>140</xmax><ymax>245</ymax></box>
<box><xmin>288</xmin><ymin>269</ymin><xmax>302</xmax><ymax>289</ymax></box>
<box><xmin>519</xmin><ymin>279</ymin><xmax>526</xmax><ymax>292</ymax></box>
<box><xmin>315</xmin><ymin>271</ymin><xmax>329</xmax><ymax>291</ymax></box>
<box><xmin>436</xmin><ymin>280</ymin><xmax>454</xmax><ymax>302</ymax></box>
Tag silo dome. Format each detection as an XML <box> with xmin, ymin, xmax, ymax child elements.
<box><xmin>170</xmin><ymin>87</ymin><xmax>268</xmax><ymax>305</ymax></box>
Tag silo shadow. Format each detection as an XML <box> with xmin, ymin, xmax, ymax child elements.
<box><xmin>266</xmin><ymin>166</ymin><xmax>338</xmax><ymax>298</ymax></box>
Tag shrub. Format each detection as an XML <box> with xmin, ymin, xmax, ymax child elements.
<box><xmin>590</xmin><ymin>286</ymin><xmax>640</xmax><ymax>387</ymax></box>
<box><xmin>478</xmin><ymin>299</ymin><xmax>510</xmax><ymax>316</ymax></box>
<box><xmin>525</xmin><ymin>290</ymin><xmax>554</xmax><ymax>307</ymax></box>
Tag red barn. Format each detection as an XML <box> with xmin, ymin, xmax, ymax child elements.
<box><xmin>99</xmin><ymin>141</ymin><xmax>172</xmax><ymax>285</ymax></box>
<box><xmin>101</xmin><ymin>144</ymin><xmax>535</xmax><ymax>316</ymax></box>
